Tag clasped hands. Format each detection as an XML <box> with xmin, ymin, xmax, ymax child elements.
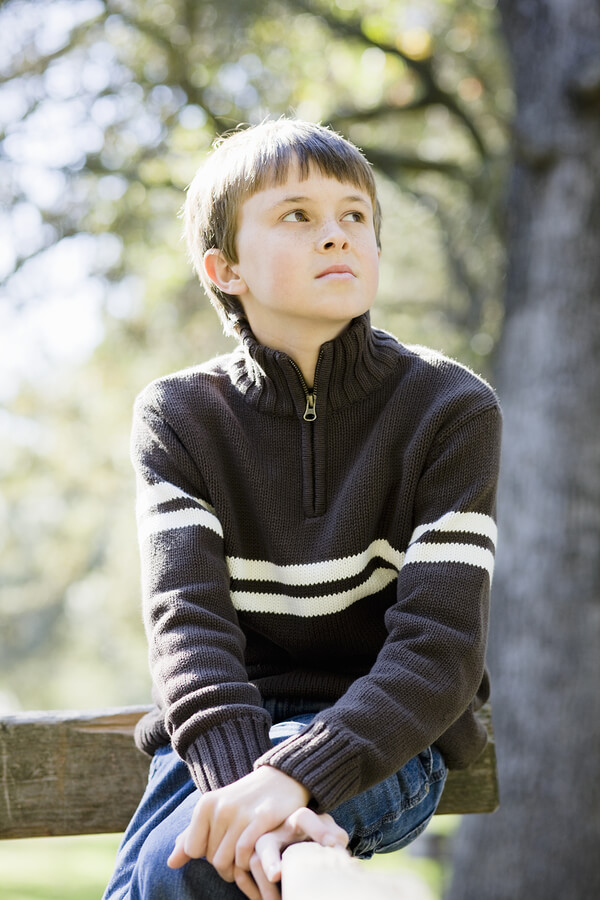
<box><xmin>167</xmin><ymin>764</ymin><xmax>348</xmax><ymax>899</ymax></box>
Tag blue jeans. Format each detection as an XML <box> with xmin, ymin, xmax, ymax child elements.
<box><xmin>103</xmin><ymin>711</ymin><xmax>447</xmax><ymax>899</ymax></box>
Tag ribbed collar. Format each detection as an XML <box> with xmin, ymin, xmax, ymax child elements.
<box><xmin>226</xmin><ymin>313</ymin><xmax>401</xmax><ymax>417</ymax></box>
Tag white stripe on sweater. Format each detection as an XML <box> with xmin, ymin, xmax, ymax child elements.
<box><xmin>403</xmin><ymin>541</ymin><xmax>495</xmax><ymax>579</ymax></box>
<box><xmin>136</xmin><ymin>481</ymin><xmax>217</xmax><ymax>517</ymax></box>
<box><xmin>410</xmin><ymin>511</ymin><xmax>497</xmax><ymax>545</ymax></box>
<box><xmin>137</xmin><ymin>481</ymin><xmax>222</xmax><ymax>541</ymax></box>
<box><xmin>138</xmin><ymin>507</ymin><xmax>223</xmax><ymax>542</ymax></box>
<box><xmin>136</xmin><ymin>490</ymin><xmax>496</xmax><ymax>607</ymax></box>
<box><xmin>230</xmin><ymin>567</ymin><xmax>399</xmax><ymax>617</ymax></box>
<box><xmin>227</xmin><ymin>538</ymin><xmax>404</xmax><ymax>586</ymax></box>
<box><xmin>227</xmin><ymin>513</ymin><xmax>496</xmax><ymax>616</ymax></box>
<box><xmin>227</xmin><ymin>514</ymin><xmax>496</xmax><ymax>587</ymax></box>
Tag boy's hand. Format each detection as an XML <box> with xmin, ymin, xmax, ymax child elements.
<box><xmin>238</xmin><ymin>808</ymin><xmax>349</xmax><ymax>900</ymax></box>
<box><xmin>167</xmin><ymin>765</ymin><xmax>310</xmax><ymax>882</ymax></box>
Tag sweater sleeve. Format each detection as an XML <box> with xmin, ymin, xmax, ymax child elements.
<box><xmin>254</xmin><ymin>398</ymin><xmax>502</xmax><ymax>813</ymax></box>
<box><xmin>132</xmin><ymin>388</ymin><xmax>272</xmax><ymax>792</ymax></box>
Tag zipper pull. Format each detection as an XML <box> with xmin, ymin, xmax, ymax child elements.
<box><xmin>303</xmin><ymin>392</ymin><xmax>317</xmax><ymax>421</ymax></box>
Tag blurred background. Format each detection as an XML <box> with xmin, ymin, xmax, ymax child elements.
<box><xmin>1</xmin><ymin>1</ymin><xmax>599</xmax><ymax>898</ymax></box>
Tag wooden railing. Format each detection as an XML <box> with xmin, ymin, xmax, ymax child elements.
<box><xmin>0</xmin><ymin>704</ymin><xmax>498</xmax><ymax>898</ymax></box>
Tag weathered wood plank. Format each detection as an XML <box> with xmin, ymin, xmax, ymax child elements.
<box><xmin>436</xmin><ymin>703</ymin><xmax>499</xmax><ymax>814</ymax></box>
<box><xmin>0</xmin><ymin>706</ymin><xmax>152</xmax><ymax>839</ymax></box>
<box><xmin>0</xmin><ymin>703</ymin><xmax>497</xmax><ymax>840</ymax></box>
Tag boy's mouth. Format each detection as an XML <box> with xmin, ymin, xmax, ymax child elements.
<box><xmin>316</xmin><ymin>265</ymin><xmax>355</xmax><ymax>278</ymax></box>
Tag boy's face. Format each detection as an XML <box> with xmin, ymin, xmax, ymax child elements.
<box><xmin>207</xmin><ymin>164</ymin><xmax>380</xmax><ymax>349</ymax></box>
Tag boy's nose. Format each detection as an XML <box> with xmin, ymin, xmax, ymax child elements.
<box><xmin>317</xmin><ymin>221</ymin><xmax>349</xmax><ymax>251</ymax></box>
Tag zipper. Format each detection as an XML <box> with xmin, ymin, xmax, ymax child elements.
<box><xmin>288</xmin><ymin>350</ymin><xmax>326</xmax><ymax>518</ymax></box>
<box><xmin>303</xmin><ymin>392</ymin><xmax>317</xmax><ymax>421</ymax></box>
<box><xmin>289</xmin><ymin>351</ymin><xmax>324</xmax><ymax>422</ymax></box>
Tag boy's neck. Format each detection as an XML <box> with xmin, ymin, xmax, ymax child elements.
<box><xmin>247</xmin><ymin>316</ymin><xmax>353</xmax><ymax>387</ymax></box>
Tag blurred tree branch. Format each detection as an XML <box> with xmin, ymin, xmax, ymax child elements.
<box><xmin>288</xmin><ymin>0</ymin><xmax>489</xmax><ymax>157</ymax></box>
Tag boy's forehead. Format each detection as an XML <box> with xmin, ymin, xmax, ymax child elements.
<box><xmin>245</xmin><ymin>162</ymin><xmax>373</xmax><ymax>205</ymax></box>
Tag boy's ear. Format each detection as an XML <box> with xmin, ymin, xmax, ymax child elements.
<box><xmin>203</xmin><ymin>249</ymin><xmax>247</xmax><ymax>295</ymax></box>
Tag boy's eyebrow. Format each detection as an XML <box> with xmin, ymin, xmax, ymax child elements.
<box><xmin>269</xmin><ymin>194</ymin><xmax>372</xmax><ymax>210</ymax></box>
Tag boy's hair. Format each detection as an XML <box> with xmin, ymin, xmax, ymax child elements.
<box><xmin>183</xmin><ymin>118</ymin><xmax>382</xmax><ymax>331</ymax></box>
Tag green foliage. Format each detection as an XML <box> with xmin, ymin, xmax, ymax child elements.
<box><xmin>0</xmin><ymin>0</ymin><xmax>511</xmax><ymax>711</ymax></box>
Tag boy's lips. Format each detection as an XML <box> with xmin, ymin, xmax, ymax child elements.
<box><xmin>316</xmin><ymin>264</ymin><xmax>356</xmax><ymax>278</ymax></box>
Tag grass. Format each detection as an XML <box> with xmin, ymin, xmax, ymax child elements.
<box><xmin>0</xmin><ymin>817</ymin><xmax>458</xmax><ymax>899</ymax></box>
<box><xmin>0</xmin><ymin>834</ymin><xmax>121</xmax><ymax>900</ymax></box>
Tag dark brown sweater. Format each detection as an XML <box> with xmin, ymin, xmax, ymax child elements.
<box><xmin>132</xmin><ymin>313</ymin><xmax>501</xmax><ymax>813</ymax></box>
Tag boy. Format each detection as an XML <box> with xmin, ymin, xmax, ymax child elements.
<box><xmin>103</xmin><ymin>118</ymin><xmax>501</xmax><ymax>900</ymax></box>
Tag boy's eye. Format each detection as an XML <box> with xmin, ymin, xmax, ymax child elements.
<box><xmin>282</xmin><ymin>210</ymin><xmax>308</xmax><ymax>222</ymax></box>
<box><xmin>342</xmin><ymin>211</ymin><xmax>365</xmax><ymax>223</ymax></box>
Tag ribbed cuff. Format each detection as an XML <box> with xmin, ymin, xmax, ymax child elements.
<box><xmin>254</xmin><ymin>719</ymin><xmax>362</xmax><ymax>813</ymax></box>
<box><xmin>186</xmin><ymin>714</ymin><xmax>273</xmax><ymax>792</ymax></box>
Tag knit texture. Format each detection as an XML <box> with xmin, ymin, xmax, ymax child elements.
<box><xmin>132</xmin><ymin>313</ymin><xmax>501</xmax><ymax>812</ymax></box>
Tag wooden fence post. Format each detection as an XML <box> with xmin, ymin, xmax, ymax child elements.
<box><xmin>281</xmin><ymin>843</ymin><xmax>432</xmax><ymax>900</ymax></box>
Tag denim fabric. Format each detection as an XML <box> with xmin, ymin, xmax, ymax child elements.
<box><xmin>267</xmin><ymin>714</ymin><xmax>447</xmax><ymax>859</ymax></box>
<box><xmin>103</xmin><ymin>711</ymin><xmax>447</xmax><ymax>899</ymax></box>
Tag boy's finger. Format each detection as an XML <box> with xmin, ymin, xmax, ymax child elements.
<box><xmin>253</xmin><ymin>809</ymin><xmax>349</xmax><ymax>881</ymax></box>
<box><xmin>167</xmin><ymin>830</ymin><xmax>191</xmax><ymax>869</ymax></box>
<box><xmin>183</xmin><ymin>800</ymin><xmax>211</xmax><ymax>860</ymax></box>
<box><xmin>287</xmin><ymin>808</ymin><xmax>349</xmax><ymax>848</ymax></box>
<box><xmin>210</xmin><ymin>825</ymin><xmax>242</xmax><ymax>881</ymax></box>
<box><xmin>254</xmin><ymin>831</ymin><xmax>284</xmax><ymax>883</ymax></box>
<box><xmin>234</xmin><ymin>864</ymin><xmax>263</xmax><ymax>900</ymax></box>
<box><xmin>249</xmin><ymin>852</ymin><xmax>282</xmax><ymax>900</ymax></box>
<box><xmin>235</xmin><ymin>818</ymin><xmax>277</xmax><ymax>872</ymax></box>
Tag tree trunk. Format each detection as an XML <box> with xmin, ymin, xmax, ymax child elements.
<box><xmin>447</xmin><ymin>1</ymin><xmax>600</xmax><ymax>898</ymax></box>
